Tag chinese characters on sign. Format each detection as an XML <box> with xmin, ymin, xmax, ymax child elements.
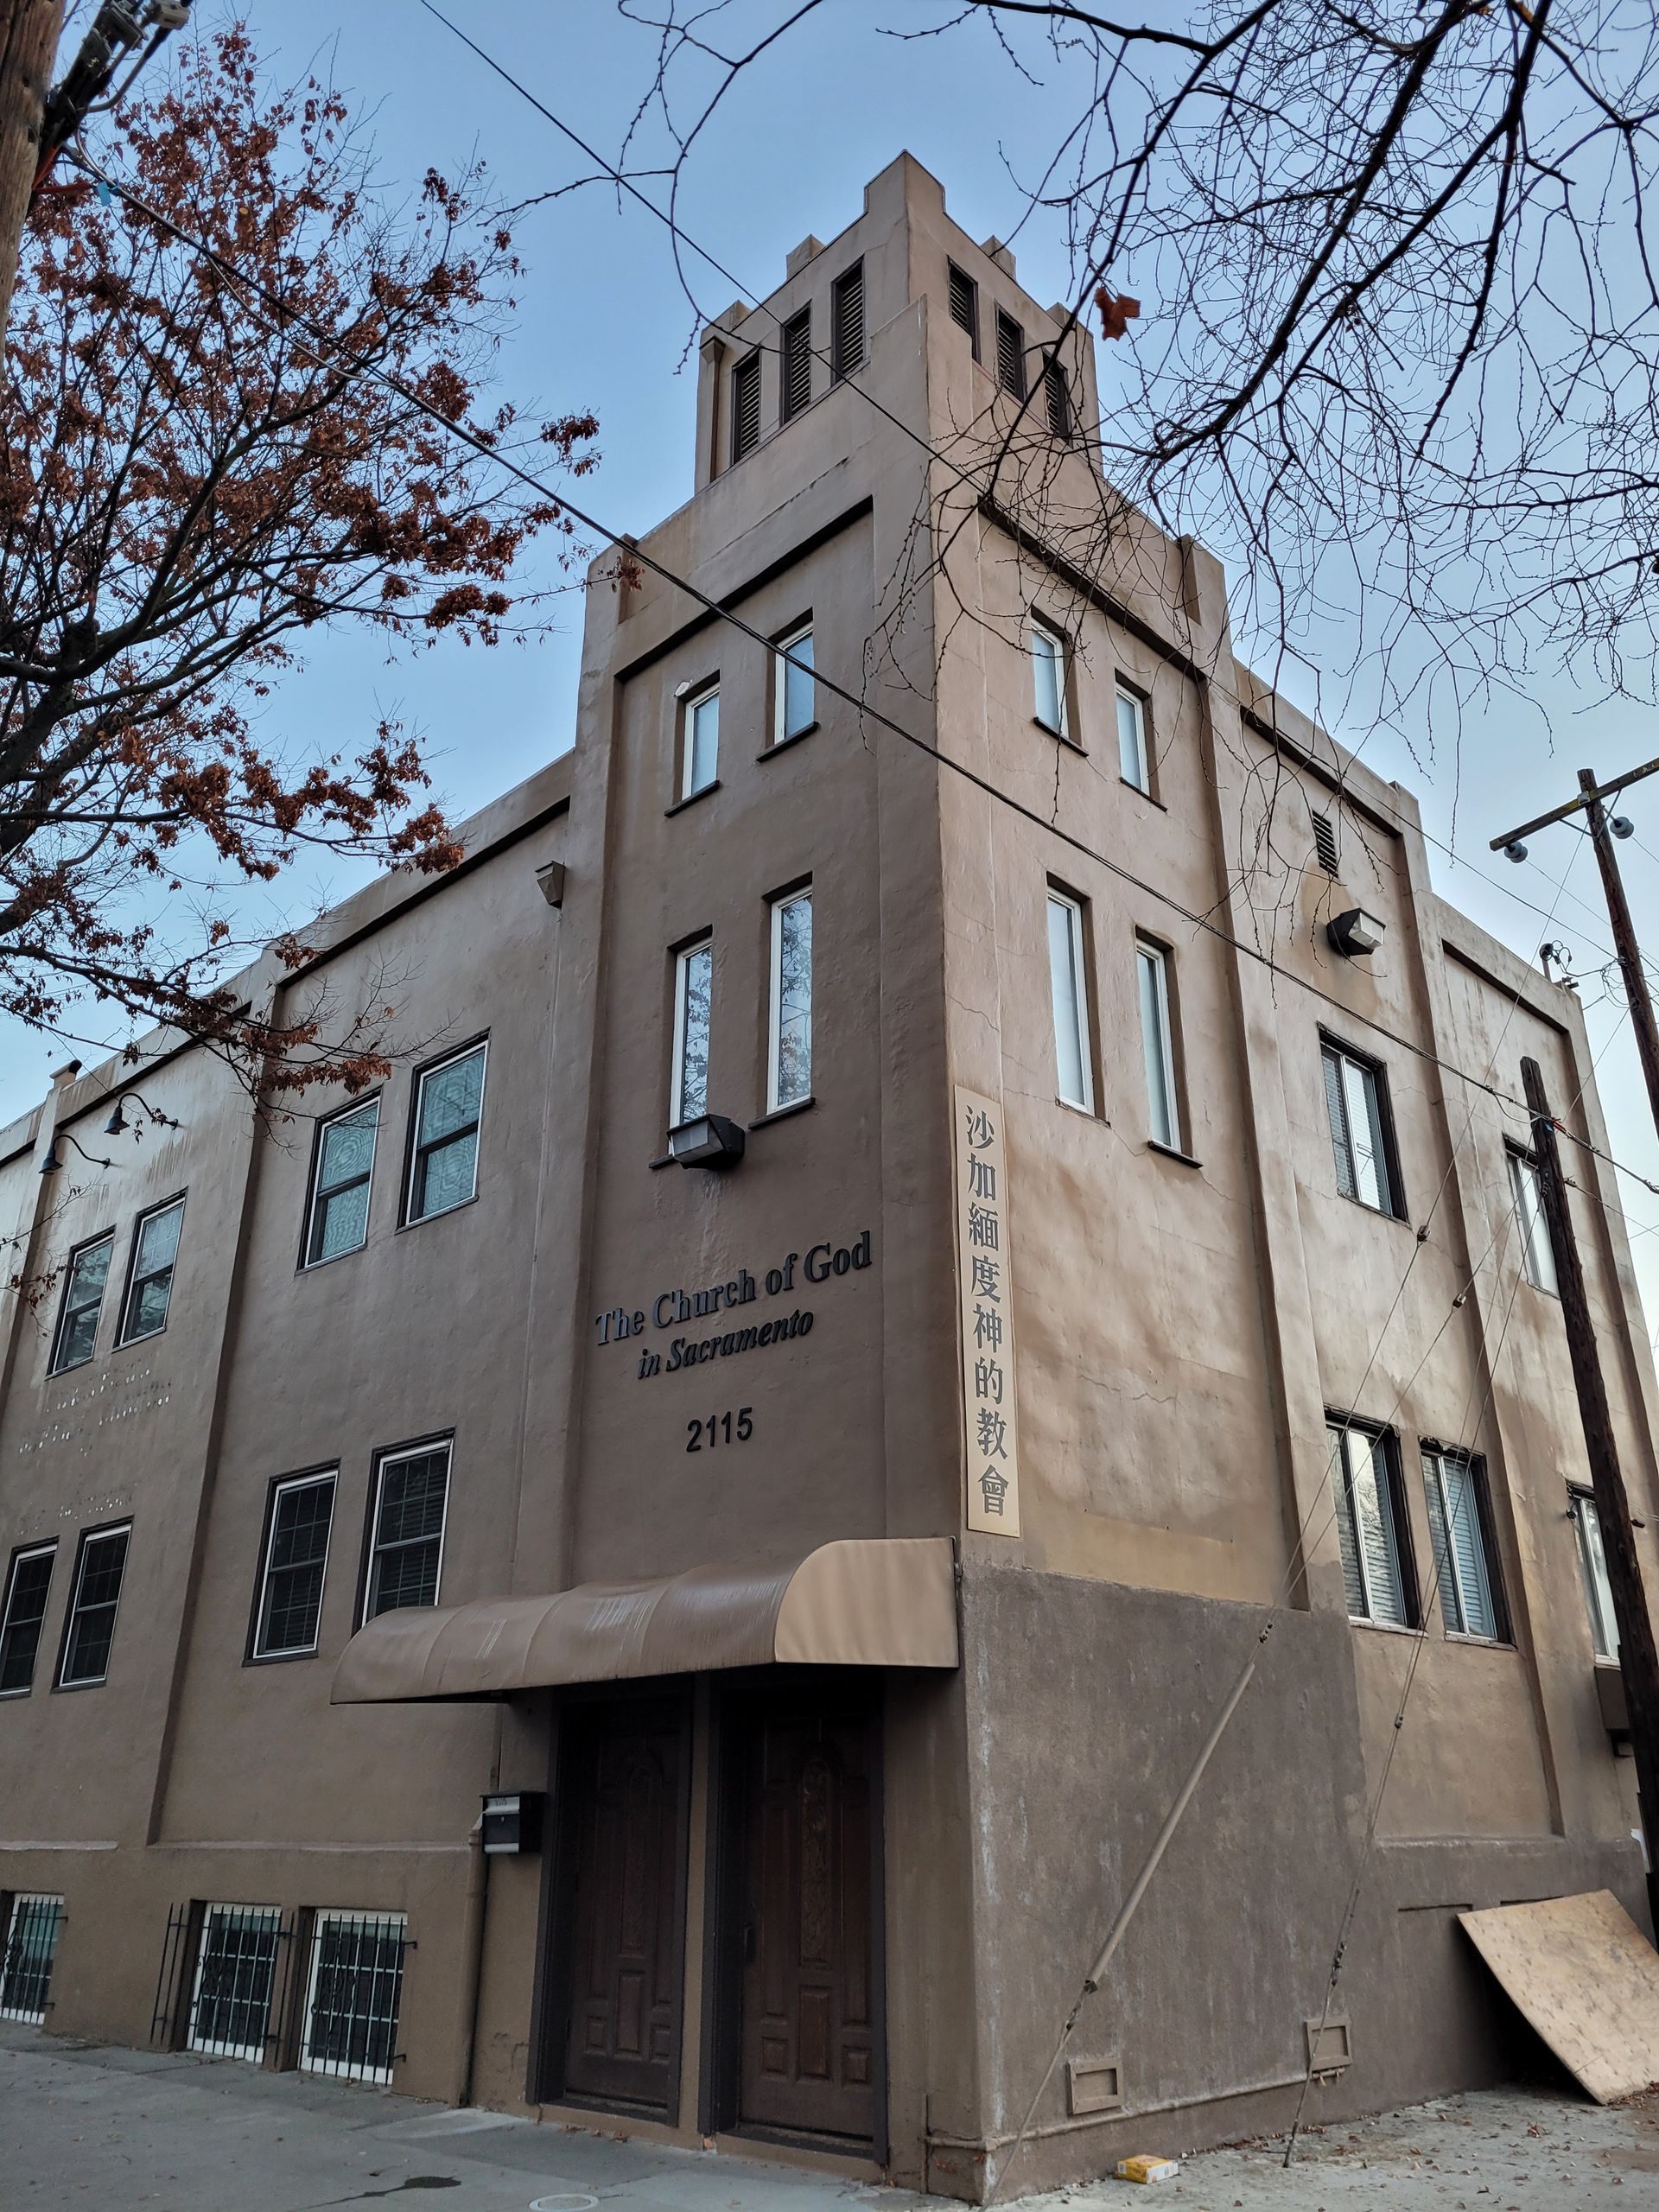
<box><xmin>956</xmin><ymin>1086</ymin><xmax>1020</xmax><ymax>1535</ymax></box>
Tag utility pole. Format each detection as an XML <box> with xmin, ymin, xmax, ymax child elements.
<box><xmin>0</xmin><ymin>0</ymin><xmax>61</xmax><ymax>340</ymax></box>
<box><xmin>1493</xmin><ymin>755</ymin><xmax>1659</xmax><ymax>1149</ymax></box>
<box><xmin>1522</xmin><ymin>1056</ymin><xmax>1659</xmax><ymax>1929</ymax></box>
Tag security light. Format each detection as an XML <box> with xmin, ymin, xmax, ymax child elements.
<box><xmin>668</xmin><ymin>1114</ymin><xmax>746</xmax><ymax>1168</ymax></box>
<box><xmin>1326</xmin><ymin>907</ymin><xmax>1387</xmax><ymax>958</ymax></box>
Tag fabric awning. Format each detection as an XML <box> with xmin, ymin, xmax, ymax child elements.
<box><xmin>331</xmin><ymin>1536</ymin><xmax>958</xmax><ymax>1704</ymax></box>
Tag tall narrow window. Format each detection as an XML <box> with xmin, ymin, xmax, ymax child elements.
<box><xmin>730</xmin><ymin>352</ymin><xmax>761</xmax><ymax>462</ymax></box>
<box><xmin>780</xmin><ymin>307</ymin><xmax>812</xmax><ymax>420</ymax></box>
<box><xmin>252</xmin><ymin>1472</ymin><xmax>337</xmax><ymax>1659</ymax></box>
<box><xmin>671</xmin><ymin>940</ymin><xmax>714</xmax><ymax>1128</ymax></box>
<box><xmin>995</xmin><ymin>309</ymin><xmax>1026</xmax><ymax>397</ymax></box>
<box><xmin>1137</xmin><ymin>942</ymin><xmax>1180</xmax><ymax>1151</ymax></box>
<box><xmin>1116</xmin><ymin>685</ymin><xmax>1149</xmax><ymax>792</ymax></box>
<box><xmin>118</xmin><ymin>1194</ymin><xmax>184</xmax><ymax>1344</ymax></box>
<box><xmin>1329</xmin><ymin>1423</ymin><xmax>1414</xmax><ymax>1627</ymax></box>
<box><xmin>1422</xmin><ymin>1447</ymin><xmax>1506</xmax><ymax>1639</ymax></box>
<box><xmin>1031</xmin><ymin>617</ymin><xmax>1069</xmax><ymax>737</ymax></box>
<box><xmin>948</xmin><ymin>261</ymin><xmax>980</xmax><ymax>356</ymax></box>
<box><xmin>304</xmin><ymin>1098</ymin><xmax>379</xmax><ymax>1267</ymax></box>
<box><xmin>1322</xmin><ymin>1040</ymin><xmax>1400</xmax><ymax>1217</ymax></box>
<box><xmin>188</xmin><ymin>1904</ymin><xmax>283</xmax><ymax>2061</ymax></box>
<box><xmin>364</xmin><ymin>1442</ymin><xmax>451</xmax><ymax>1621</ymax></box>
<box><xmin>0</xmin><ymin>1544</ymin><xmax>54</xmax><ymax>1696</ymax></box>
<box><xmin>1046</xmin><ymin>891</ymin><xmax>1094</xmax><ymax>1113</ymax></box>
<box><xmin>768</xmin><ymin>889</ymin><xmax>813</xmax><ymax>1111</ymax></box>
<box><xmin>57</xmin><ymin>1522</ymin><xmax>130</xmax><ymax>1688</ymax></box>
<box><xmin>682</xmin><ymin>682</ymin><xmax>720</xmax><ymax>798</ymax></box>
<box><xmin>1044</xmin><ymin>355</ymin><xmax>1072</xmax><ymax>440</ymax></box>
<box><xmin>49</xmin><ymin>1231</ymin><xmax>113</xmax><ymax>1374</ymax></box>
<box><xmin>1508</xmin><ymin>1148</ymin><xmax>1558</xmax><ymax>1294</ymax></box>
<box><xmin>406</xmin><ymin>1042</ymin><xmax>486</xmax><ymax>1225</ymax></box>
<box><xmin>774</xmin><ymin>625</ymin><xmax>815</xmax><ymax>744</ymax></box>
<box><xmin>831</xmin><ymin>262</ymin><xmax>864</xmax><ymax>379</ymax></box>
<box><xmin>0</xmin><ymin>1895</ymin><xmax>65</xmax><ymax>2024</ymax></box>
<box><xmin>302</xmin><ymin>1911</ymin><xmax>409</xmax><ymax>2085</ymax></box>
<box><xmin>1571</xmin><ymin>1489</ymin><xmax>1618</xmax><ymax>1660</ymax></box>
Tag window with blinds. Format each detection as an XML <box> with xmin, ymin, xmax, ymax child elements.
<box><xmin>1322</xmin><ymin>1039</ymin><xmax>1402</xmax><ymax>1217</ymax></box>
<box><xmin>995</xmin><ymin>309</ymin><xmax>1026</xmax><ymax>397</ymax></box>
<box><xmin>948</xmin><ymin>261</ymin><xmax>979</xmax><ymax>356</ymax></box>
<box><xmin>831</xmin><ymin>262</ymin><xmax>864</xmax><ymax>379</ymax></box>
<box><xmin>1421</xmin><ymin>1446</ymin><xmax>1506</xmax><ymax>1640</ymax></box>
<box><xmin>730</xmin><ymin>353</ymin><xmax>761</xmax><ymax>462</ymax></box>
<box><xmin>252</xmin><ymin>1471</ymin><xmax>336</xmax><ymax>1658</ymax></box>
<box><xmin>1044</xmin><ymin>356</ymin><xmax>1072</xmax><ymax>440</ymax></box>
<box><xmin>780</xmin><ymin>308</ymin><xmax>812</xmax><ymax>421</ymax></box>
<box><xmin>364</xmin><ymin>1442</ymin><xmax>451</xmax><ymax>1621</ymax></box>
<box><xmin>1329</xmin><ymin>1422</ymin><xmax>1416</xmax><ymax>1627</ymax></box>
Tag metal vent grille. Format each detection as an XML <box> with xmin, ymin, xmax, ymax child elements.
<box><xmin>1045</xmin><ymin>357</ymin><xmax>1072</xmax><ymax>440</ymax></box>
<box><xmin>780</xmin><ymin>308</ymin><xmax>811</xmax><ymax>421</ymax></box>
<box><xmin>831</xmin><ymin>262</ymin><xmax>864</xmax><ymax>379</ymax></box>
<box><xmin>996</xmin><ymin>309</ymin><xmax>1026</xmax><ymax>397</ymax></box>
<box><xmin>730</xmin><ymin>354</ymin><xmax>761</xmax><ymax>463</ymax></box>
<box><xmin>1313</xmin><ymin>810</ymin><xmax>1340</xmax><ymax>874</ymax></box>
<box><xmin>948</xmin><ymin>262</ymin><xmax>978</xmax><ymax>354</ymax></box>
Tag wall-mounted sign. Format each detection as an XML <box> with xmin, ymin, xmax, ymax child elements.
<box><xmin>594</xmin><ymin>1229</ymin><xmax>872</xmax><ymax>1382</ymax></box>
<box><xmin>956</xmin><ymin>1087</ymin><xmax>1020</xmax><ymax>1535</ymax></box>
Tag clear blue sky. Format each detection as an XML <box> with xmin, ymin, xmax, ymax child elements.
<box><xmin>7</xmin><ymin>0</ymin><xmax>1658</xmax><ymax>1338</ymax></box>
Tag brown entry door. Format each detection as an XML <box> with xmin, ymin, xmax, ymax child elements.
<box><xmin>735</xmin><ymin>1690</ymin><xmax>877</xmax><ymax>2142</ymax></box>
<box><xmin>557</xmin><ymin>1696</ymin><xmax>687</xmax><ymax>2114</ymax></box>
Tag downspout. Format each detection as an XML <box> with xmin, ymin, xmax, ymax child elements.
<box><xmin>453</xmin><ymin>1812</ymin><xmax>490</xmax><ymax>2108</ymax></box>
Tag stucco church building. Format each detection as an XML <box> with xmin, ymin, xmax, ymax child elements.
<box><xmin>0</xmin><ymin>156</ymin><xmax>1651</xmax><ymax>2199</ymax></box>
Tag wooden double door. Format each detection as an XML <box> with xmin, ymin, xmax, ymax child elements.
<box><xmin>545</xmin><ymin>1681</ymin><xmax>880</xmax><ymax>2147</ymax></box>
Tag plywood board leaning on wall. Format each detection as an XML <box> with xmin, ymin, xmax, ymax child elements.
<box><xmin>1458</xmin><ymin>1891</ymin><xmax>1659</xmax><ymax>2103</ymax></box>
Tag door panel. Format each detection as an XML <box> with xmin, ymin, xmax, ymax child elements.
<box><xmin>735</xmin><ymin>1691</ymin><xmax>876</xmax><ymax>2141</ymax></box>
<box><xmin>559</xmin><ymin>1697</ymin><xmax>687</xmax><ymax>2113</ymax></box>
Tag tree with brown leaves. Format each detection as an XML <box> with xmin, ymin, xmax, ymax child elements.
<box><xmin>1</xmin><ymin>24</ymin><xmax>597</xmax><ymax>1095</ymax></box>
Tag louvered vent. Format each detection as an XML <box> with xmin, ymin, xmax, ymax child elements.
<box><xmin>995</xmin><ymin>309</ymin><xmax>1026</xmax><ymax>397</ymax></box>
<box><xmin>781</xmin><ymin>308</ymin><xmax>812</xmax><ymax>421</ymax></box>
<box><xmin>731</xmin><ymin>353</ymin><xmax>761</xmax><ymax>463</ymax></box>
<box><xmin>1313</xmin><ymin>810</ymin><xmax>1340</xmax><ymax>874</ymax></box>
<box><xmin>831</xmin><ymin>262</ymin><xmax>865</xmax><ymax>380</ymax></box>
<box><xmin>948</xmin><ymin>262</ymin><xmax>979</xmax><ymax>355</ymax></box>
<box><xmin>1045</xmin><ymin>357</ymin><xmax>1072</xmax><ymax>440</ymax></box>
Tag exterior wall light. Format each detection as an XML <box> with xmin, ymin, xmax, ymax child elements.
<box><xmin>535</xmin><ymin>861</ymin><xmax>566</xmax><ymax>908</ymax></box>
<box><xmin>103</xmin><ymin>1090</ymin><xmax>180</xmax><ymax>1135</ymax></box>
<box><xmin>668</xmin><ymin>1114</ymin><xmax>747</xmax><ymax>1168</ymax></box>
<box><xmin>40</xmin><ymin>1130</ymin><xmax>113</xmax><ymax>1175</ymax></box>
<box><xmin>1326</xmin><ymin>907</ymin><xmax>1387</xmax><ymax>958</ymax></box>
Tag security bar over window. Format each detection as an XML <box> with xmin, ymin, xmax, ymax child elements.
<box><xmin>188</xmin><ymin>1904</ymin><xmax>283</xmax><ymax>2061</ymax></box>
<box><xmin>1329</xmin><ymin>1422</ymin><xmax>1414</xmax><ymax>1627</ymax></box>
<box><xmin>364</xmin><ymin>1444</ymin><xmax>451</xmax><ymax>1621</ymax></box>
<box><xmin>768</xmin><ymin>890</ymin><xmax>813</xmax><ymax>1112</ymax></box>
<box><xmin>305</xmin><ymin>1099</ymin><xmax>378</xmax><ymax>1266</ymax></box>
<box><xmin>406</xmin><ymin>1043</ymin><xmax>486</xmax><ymax>1224</ymax></box>
<box><xmin>118</xmin><ymin>1194</ymin><xmax>184</xmax><ymax>1343</ymax></box>
<box><xmin>0</xmin><ymin>1543</ymin><xmax>54</xmax><ymax>1695</ymax></box>
<box><xmin>0</xmin><ymin>1893</ymin><xmax>65</xmax><ymax>2023</ymax></box>
<box><xmin>1422</xmin><ymin>1446</ymin><xmax>1505</xmax><ymax>1640</ymax></box>
<box><xmin>301</xmin><ymin>1910</ymin><xmax>409</xmax><ymax>2085</ymax></box>
<box><xmin>49</xmin><ymin>1232</ymin><xmax>113</xmax><ymax>1374</ymax></box>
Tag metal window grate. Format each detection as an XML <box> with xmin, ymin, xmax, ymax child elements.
<box><xmin>1313</xmin><ymin>810</ymin><xmax>1340</xmax><ymax>874</ymax></box>
<box><xmin>730</xmin><ymin>353</ymin><xmax>761</xmax><ymax>461</ymax></box>
<box><xmin>831</xmin><ymin>262</ymin><xmax>864</xmax><ymax>379</ymax></box>
<box><xmin>191</xmin><ymin>1904</ymin><xmax>286</xmax><ymax>2059</ymax></box>
<box><xmin>948</xmin><ymin>262</ymin><xmax>979</xmax><ymax>355</ymax></box>
<box><xmin>2</xmin><ymin>1893</ymin><xmax>65</xmax><ymax>2022</ymax></box>
<box><xmin>301</xmin><ymin>1911</ymin><xmax>410</xmax><ymax>2085</ymax></box>
<box><xmin>780</xmin><ymin>308</ymin><xmax>811</xmax><ymax>421</ymax></box>
<box><xmin>995</xmin><ymin>309</ymin><xmax>1026</xmax><ymax>397</ymax></box>
<box><xmin>1044</xmin><ymin>356</ymin><xmax>1072</xmax><ymax>440</ymax></box>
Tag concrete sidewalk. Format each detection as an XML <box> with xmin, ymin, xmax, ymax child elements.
<box><xmin>3</xmin><ymin>2024</ymin><xmax>1658</xmax><ymax>2209</ymax></box>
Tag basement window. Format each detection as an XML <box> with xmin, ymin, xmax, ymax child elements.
<box><xmin>0</xmin><ymin>1893</ymin><xmax>65</xmax><ymax>2024</ymax></box>
<box><xmin>188</xmin><ymin>1904</ymin><xmax>283</xmax><ymax>2062</ymax></box>
<box><xmin>301</xmin><ymin>1910</ymin><xmax>410</xmax><ymax>2085</ymax></box>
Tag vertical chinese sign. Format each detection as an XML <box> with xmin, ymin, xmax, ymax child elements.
<box><xmin>955</xmin><ymin>1085</ymin><xmax>1020</xmax><ymax>1535</ymax></box>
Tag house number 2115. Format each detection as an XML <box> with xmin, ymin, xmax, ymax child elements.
<box><xmin>687</xmin><ymin>1408</ymin><xmax>753</xmax><ymax>1451</ymax></box>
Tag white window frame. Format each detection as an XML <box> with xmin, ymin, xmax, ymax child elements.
<box><xmin>188</xmin><ymin>1902</ymin><xmax>283</xmax><ymax>2061</ymax></box>
<box><xmin>1330</xmin><ymin>1424</ymin><xmax>1413</xmax><ymax>1627</ymax></box>
<box><xmin>117</xmin><ymin>1192</ymin><xmax>185</xmax><ymax>1345</ymax></box>
<box><xmin>56</xmin><ymin>1521</ymin><xmax>131</xmax><ymax>1688</ymax></box>
<box><xmin>300</xmin><ymin>1910</ymin><xmax>408</xmax><ymax>2085</ymax></box>
<box><xmin>404</xmin><ymin>1041</ymin><xmax>487</xmax><ymax>1226</ymax></box>
<box><xmin>1571</xmin><ymin>1489</ymin><xmax>1618</xmax><ymax>1660</ymax></box>
<box><xmin>1116</xmin><ymin>684</ymin><xmax>1150</xmax><ymax>792</ymax></box>
<box><xmin>766</xmin><ymin>888</ymin><xmax>814</xmax><ymax>1113</ymax></box>
<box><xmin>48</xmin><ymin>1230</ymin><xmax>114</xmax><ymax>1375</ymax></box>
<box><xmin>1030</xmin><ymin>616</ymin><xmax>1070</xmax><ymax>739</ymax></box>
<box><xmin>1508</xmin><ymin>1148</ymin><xmax>1558</xmax><ymax>1294</ymax></box>
<box><xmin>0</xmin><ymin>1541</ymin><xmax>56</xmax><ymax>1698</ymax></box>
<box><xmin>681</xmin><ymin>681</ymin><xmax>720</xmax><ymax>798</ymax></box>
<box><xmin>303</xmin><ymin>1096</ymin><xmax>380</xmax><ymax>1268</ymax></box>
<box><xmin>0</xmin><ymin>1892</ymin><xmax>65</xmax><ymax>2024</ymax></box>
<box><xmin>1046</xmin><ymin>890</ymin><xmax>1095</xmax><ymax>1114</ymax></box>
<box><xmin>361</xmin><ymin>1440</ymin><xmax>452</xmax><ymax>1625</ymax></box>
<box><xmin>1422</xmin><ymin>1446</ymin><xmax>1503</xmax><ymax>1641</ymax></box>
<box><xmin>1322</xmin><ymin>1040</ymin><xmax>1398</xmax><ymax>1217</ymax></box>
<box><xmin>772</xmin><ymin>623</ymin><xmax>815</xmax><ymax>746</ymax></box>
<box><xmin>671</xmin><ymin>938</ymin><xmax>714</xmax><ymax>1129</ymax></box>
<box><xmin>252</xmin><ymin>1471</ymin><xmax>338</xmax><ymax>1661</ymax></box>
<box><xmin>1137</xmin><ymin>939</ymin><xmax>1181</xmax><ymax>1151</ymax></box>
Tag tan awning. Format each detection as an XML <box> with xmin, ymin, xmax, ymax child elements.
<box><xmin>331</xmin><ymin>1536</ymin><xmax>958</xmax><ymax>1704</ymax></box>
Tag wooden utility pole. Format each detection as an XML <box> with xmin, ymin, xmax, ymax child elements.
<box><xmin>1522</xmin><ymin>1055</ymin><xmax>1659</xmax><ymax>1926</ymax></box>
<box><xmin>0</xmin><ymin>0</ymin><xmax>60</xmax><ymax>341</ymax></box>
